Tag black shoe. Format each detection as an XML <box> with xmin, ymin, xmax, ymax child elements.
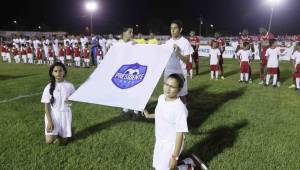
<box><xmin>272</xmin><ymin>85</ymin><xmax>277</xmax><ymax>88</ymax></box>
<box><xmin>132</xmin><ymin>112</ymin><xmax>141</xmax><ymax>121</ymax></box>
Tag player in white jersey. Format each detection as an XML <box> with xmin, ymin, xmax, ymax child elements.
<box><xmin>265</xmin><ymin>39</ymin><xmax>280</xmax><ymax>87</ymax></box>
<box><xmin>291</xmin><ymin>42</ymin><xmax>300</xmax><ymax>90</ymax></box>
<box><xmin>164</xmin><ymin>20</ymin><xmax>194</xmax><ymax>105</ymax></box>
<box><xmin>209</xmin><ymin>40</ymin><xmax>221</xmax><ymax>80</ymax></box>
<box><xmin>237</xmin><ymin>42</ymin><xmax>252</xmax><ymax>83</ymax></box>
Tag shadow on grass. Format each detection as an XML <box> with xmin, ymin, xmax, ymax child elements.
<box><xmin>73</xmin><ymin>85</ymin><xmax>246</xmax><ymax>142</ymax></box>
<box><xmin>181</xmin><ymin>120</ymin><xmax>248</xmax><ymax>164</ymax></box>
<box><xmin>187</xmin><ymin>85</ymin><xmax>246</xmax><ymax>129</ymax></box>
<box><xmin>0</xmin><ymin>74</ymin><xmax>37</xmax><ymax>80</ymax></box>
<box><xmin>279</xmin><ymin>69</ymin><xmax>292</xmax><ymax>84</ymax></box>
<box><xmin>73</xmin><ymin>116</ymin><xmax>126</xmax><ymax>141</ymax></box>
<box><xmin>223</xmin><ymin>69</ymin><xmax>240</xmax><ymax>78</ymax></box>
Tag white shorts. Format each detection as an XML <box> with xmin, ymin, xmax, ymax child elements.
<box><xmin>14</xmin><ymin>55</ymin><xmax>20</xmax><ymax>60</ymax></box>
<box><xmin>1</xmin><ymin>52</ymin><xmax>5</xmax><ymax>57</ymax></box>
<box><xmin>27</xmin><ymin>54</ymin><xmax>33</xmax><ymax>59</ymax></box>
<box><xmin>84</xmin><ymin>58</ymin><xmax>90</xmax><ymax>63</ymax></box>
<box><xmin>153</xmin><ymin>139</ymin><xmax>184</xmax><ymax>170</ymax></box>
<box><xmin>59</xmin><ymin>56</ymin><xmax>65</xmax><ymax>61</ymax></box>
<box><xmin>44</xmin><ymin>110</ymin><xmax>72</xmax><ymax>138</ymax></box>
<box><xmin>22</xmin><ymin>55</ymin><xmax>27</xmax><ymax>59</ymax></box>
<box><xmin>66</xmin><ymin>55</ymin><xmax>72</xmax><ymax>60</ymax></box>
<box><xmin>164</xmin><ymin>71</ymin><xmax>188</xmax><ymax>96</ymax></box>
<box><xmin>48</xmin><ymin>57</ymin><xmax>54</xmax><ymax>61</ymax></box>
<box><xmin>74</xmin><ymin>57</ymin><xmax>81</xmax><ymax>62</ymax></box>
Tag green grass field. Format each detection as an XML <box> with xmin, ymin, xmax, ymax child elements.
<box><xmin>0</xmin><ymin>58</ymin><xmax>300</xmax><ymax>170</ymax></box>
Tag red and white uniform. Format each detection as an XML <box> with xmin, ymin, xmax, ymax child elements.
<box><xmin>26</xmin><ymin>46</ymin><xmax>33</xmax><ymax>61</ymax></box>
<box><xmin>209</xmin><ymin>48</ymin><xmax>221</xmax><ymax>71</ymax></box>
<box><xmin>259</xmin><ymin>32</ymin><xmax>274</xmax><ymax>64</ymax></box>
<box><xmin>1</xmin><ymin>45</ymin><xmax>6</xmax><ymax>60</ymax></box>
<box><xmin>58</xmin><ymin>47</ymin><xmax>65</xmax><ymax>63</ymax></box>
<box><xmin>237</xmin><ymin>49</ymin><xmax>252</xmax><ymax>73</ymax></box>
<box><xmin>48</xmin><ymin>48</ymin><xmax>54</xmax><ymax>61</ymax></box>
<box><xmin>266</xmin><ymin>47</ymin><xmax>280</xmax><ymax>74</ymax></box>
<box><xmin>83</xmin><ymin>47</ymin><xmax>90</xmax><ymax>63</ymax></box>
<box><xmin>291</xmin><ymin>51</ymin><xmax>300</xmax><ymax>78</ymax></box>
<box><xmin>65</xmin><ymin>45</ymin><xmax>72</xmax><ymax>60</ymax></box>
<box><xmin>73</xmin><ymin>47</ymin><xmax>81</xmax><ymax>61</ymax></box>
<box><xmin>239</xmin><ymin>35</ymin><xmax>253</xmax><ymax>45</ymax></box>
<box><xmin>36</xmin><ymin>48</ymin><xmax>43</xmax><ymax>60</ymax></box>
<box><xmin>294</xmin><ymin>34</ymin><xmax>300</xmax><ymax>42</ymax></box>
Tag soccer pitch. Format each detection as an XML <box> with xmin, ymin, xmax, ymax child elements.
<box><xmin>0</xmin><ymin>58</ymin><xmax>299</xmax><ymax>170</ymax></box>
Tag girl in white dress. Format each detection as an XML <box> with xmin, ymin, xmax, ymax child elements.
<box><xmin>41</xmin><ymin>62</ymin><xmax>75</xmax><ymax>144</ymax></box>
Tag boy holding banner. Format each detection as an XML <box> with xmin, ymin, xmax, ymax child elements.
<box><xmin>118</xmin><ymin>26</ymin><xmax>141</xmax><ymax>120</ymax></box>
<box><xmin>143</xmin><ymin>74</ymin><xmax>208</xmax><ymax>170</ymax></box>
<box><xmin>164</xmin><ymin>20</ymin><xmax>194</xmax><ymax>105</ymax></box>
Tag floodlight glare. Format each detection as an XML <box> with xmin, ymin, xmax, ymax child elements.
<box><xmin>85</xmin><ymin>1</ymin><xmax>97</xmax><ymax>12</ymax></box>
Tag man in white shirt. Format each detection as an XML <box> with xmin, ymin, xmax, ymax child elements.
<box><xmin>164</xmin><ymin>20</ymin><xmax>194</xmax><ymax>104</ymax></box>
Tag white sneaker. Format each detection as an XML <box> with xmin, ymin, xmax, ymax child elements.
<box><xmin>277</xmin><ymin>82</ymin><xmax>280</xmax><ymax>87</ymax></box>
<box><xmin>288</xmin><ymin>84</ymin><xmax>296</xmax><ymax>89</ymax></box>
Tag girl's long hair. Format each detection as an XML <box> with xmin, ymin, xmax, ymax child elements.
<box><xmin>48</xmin><ymin>62</ymin><xmax>67</xmax><ymax>105</ymax></box>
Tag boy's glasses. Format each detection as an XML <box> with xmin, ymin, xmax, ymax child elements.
<box><xmin>164</xmin><ymin>82</ymin><xmax>179</xmax><ymax>89</ymax></box>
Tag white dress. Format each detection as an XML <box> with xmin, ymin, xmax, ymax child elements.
<box><xmin>41</xmin><ymin>81</ymin><xmax>75</xmax><ymax>137</ymax></box>
<box><xmin>152</xmin><ymin>94</ymin><xmax>188</xmax><ymax>170</ymax></box>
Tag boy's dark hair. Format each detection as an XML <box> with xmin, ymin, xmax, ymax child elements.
<box><xmin>269</xmin><ymin>39</ymin><xmax>276</xmax><ymax>46</ymax></box>
<box><xmin>122</xmin><ymin>25</ymin><xmax>133</xmax><ymax>33</ymax></box>
<box><xmin>167</xmin><ymin>73</ymin><xmax>185</xmax><ymax>89</ymax></box>
<box><xmin>171</xmin><ymin>19</ymin><xmax>183</xmax><ymax>30</ymax></box>
<box><xmin>243</xmin><ymin>42</ymin><xmax>249</xmax><ymax>47</ymax></box>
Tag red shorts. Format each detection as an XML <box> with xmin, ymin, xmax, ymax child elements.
<box><xmin>186</xmin><ymin>63</ymin><xmax>192</xmax><ymax>70</ymax></box>
<box><xmin>294</xmin><ymin>64</ymin><xmax>300</xmax><ymax>78</ymax></box>
<box><xmin>267</xmin><ymin>67</ymin><xmax>278</xmax><ymax>75</ymax></box>
<box><xmin>210</xmin><ymin>65</ymin><xmax>219</xmax><ymax>71</ymax></box>
<box><xmin>261</xmin><ymin>58</ymin><xmax>267</xmax><ymax>66</ymax></box>
<box><xmin>240</xmin><ymin>61</ymin><xmax>250</xmax><ymax>73</ymax></box>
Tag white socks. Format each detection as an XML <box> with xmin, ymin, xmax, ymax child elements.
<box><xmin>296</xmin><ymin>78</ymin><xmax>300</xmax><ymax>89</ymax></box>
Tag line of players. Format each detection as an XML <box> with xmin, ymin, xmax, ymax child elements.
<box><xmin>188</xmin><ymin>28</ymin><xmax>300</xmax><ymax>90</ymax></box>
<box><xmin>0</xmin><ymin>40</ymin><xmax>105</xmax><ymax>68</ymax></box>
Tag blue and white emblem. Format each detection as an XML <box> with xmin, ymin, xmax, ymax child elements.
<box><xmin>112</xmin><ymin>63</ymin><xmax>148</xmax><ymax>89</ymax></box>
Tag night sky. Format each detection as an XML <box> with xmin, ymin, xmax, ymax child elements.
<box><xmin>1</xmin><ymin>0</ymin><xmax>300</xmax><ymax>35</ymax></box>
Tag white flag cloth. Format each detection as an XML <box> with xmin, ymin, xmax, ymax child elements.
<box><xmin>69</xmin><ymin>44</ymin><xmax>173</xmax><ymax>111</ymax></box>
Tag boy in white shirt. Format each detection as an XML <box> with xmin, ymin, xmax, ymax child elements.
<box><xmin>143</xmin><ymin>73</ymin><xmax>207</xmax><ymax>170</ymax></box>
<box><xmin>237</xmin><ymin>42</ymin><xmax>252</xmax><ymax>83</ymax></box>
<box><xmin>209</xmin><ymin>41</ymin><xmax>221</xmax><ymax>80</ymax></box>
<box><xmin>164</xmin><ymin>20</ymin><xmax>194</xmax><ymax>105</ymax></box>
<box><xmin>265</xmin><ymin>39</ymin><xmax>280</xmax><ymax>87</ymax></box>
<box><xmin>291</xmin><ymin>42</ymin><xmax>300</xmax><ymax>90</ymax></box>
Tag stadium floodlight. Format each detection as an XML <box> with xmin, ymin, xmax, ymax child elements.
<box><xmin>85</xmin><ymin>1</ymin><xmax>98</xmax><ymax>35</ymax></box>
<box><xmin>38</xmin><ymin>26</ymin><xmax>41</xmax><ymax>30</ymax></box>
<box><xmin>266</xmin><ymin>0</ymin><xmax>283</xmax><ymax>32</ymax></box>
<box><xmin>13</xmin><ymin>20</ymin><xmax>17</xmax><ymax>24</ymax></box>
<box><xmin>210</xmin><ymin>24</ymin><xmax>214</xmax><ymax>28</ymax></box>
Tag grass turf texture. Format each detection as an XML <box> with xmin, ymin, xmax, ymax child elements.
<box><xmin>0</xmin><ymin>58</ymin><xmax>299</xmax><ymax>170</ymax></box>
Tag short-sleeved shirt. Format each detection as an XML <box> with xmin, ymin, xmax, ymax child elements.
<box><xmin>209</xmin><ymin>48</ymin><xmax>221</xmax><ymax>65</ymax></box>
<box><xmin>291</xmin><ymin>51</ymin><xmax>300</xmax><ymax>65</ymax></box>
<box><xmin>266</xmin><ymin>48</ymin><xmax>280</xmax><ymax>68</ymax></box>
<box><xmin>237</xmin><ymin>49</ymin><xmax>252</xmax><ymax>62</ymax></box>
<box><xmin>165</xmin><ymin>36</ymin><xmax>194</xmax><ymax>74</ymax></box>
<box><xmin>41</xmin><ymin>81</ymin><xmax>75</xmax><ymax>112</ymax></box>
<box><xmin>154</xmin><ymin>94</ymin><xmax>188</xmax><ymax>142</ymax></box>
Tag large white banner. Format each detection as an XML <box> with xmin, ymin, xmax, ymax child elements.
<box><xmin>69</xmin><ymin>44</ymin><xmax>173</xmax><ymax>111</ymax></box>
